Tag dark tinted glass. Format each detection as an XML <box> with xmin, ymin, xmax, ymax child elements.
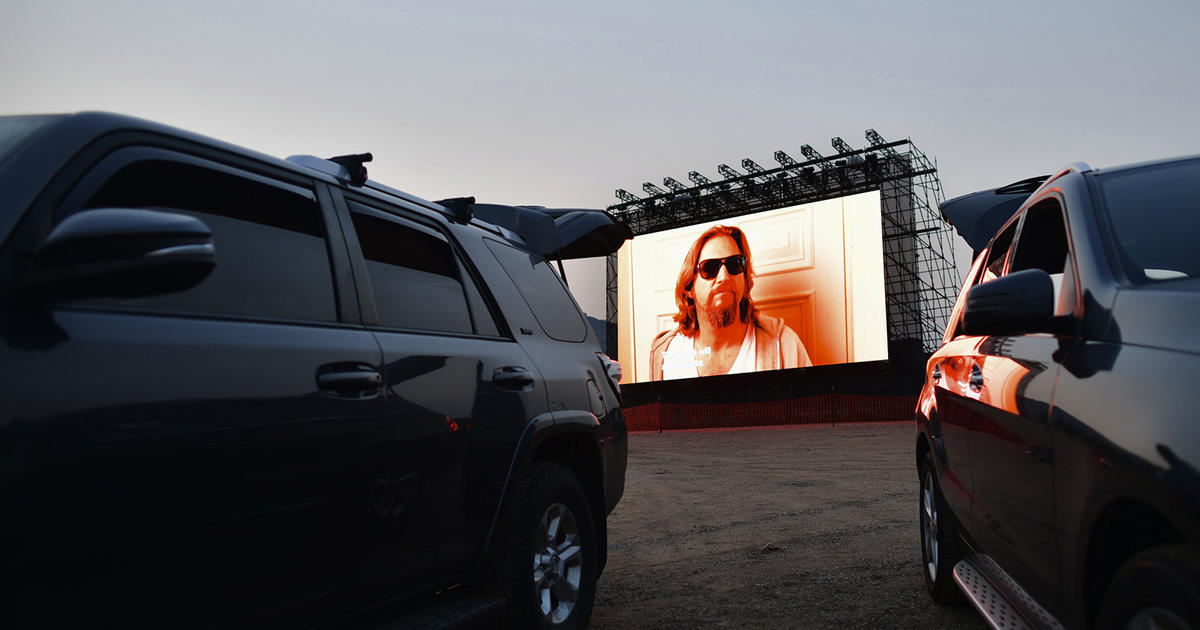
<box><xmin>1098</xmin><ymin>159</ymin><xmax>1200</xmax><ymax>283</ymax></box>
<box><xmin>981</xmin><ymin>221</ymin><xmax>1017</xmax><ymax>284</ymax></box>
<box><xmin>461</xmin><ymin>264</ymin><xmax>501</xmax><ymax>337</ymax></box>
<box><xmin>697</xmin><ymin>255</ymin><xmax>747</xmax><ymax>280</ymax></box>
<box><xmin>78</xmin><ymin>160</ymin><xmax>336</xmax><ymax>321</ymax></box>
<box><xmin>486</xmin><ymin>239</ymin><xmax>586</xmax><ymax>342</ymax></box>
<box><xmin>349</xmin><ymin>207</ymin><xmax>473</xmax><ymax>334</ymax></box>
<box><xmin>1011</xmin><ymin>201</ymin><xmax>1067</xmax><ymax>276</ymax></box>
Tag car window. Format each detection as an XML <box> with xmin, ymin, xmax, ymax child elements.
<box><xmin>980</xmin><ymin>220</ymin><xmax>1018</xmax><ymax>284</ymax></box>
<box><xmin>73</xmin><ymin>159</ymin><xmax>337</xmax><ymax>322</ymax></box>
<box><xmin>1096</xmin><ymin>158</ymin><xmax>1200</xmax><ymax>284</ymax></box>
<box><xmin>1010</xmin><ymin>199</ymin><xmax>1075</xmax><ymax>314</ymax></box>
<box><xmin>348</xmin><ymin>202</ymin><xmax>492</xmax><ymax>335</ymax></box>
<box><xmin>943</xmin><ymin>251</ymin><xmax>989</xmax><ymax>340</ymax></box>
<box><xmin>1011</xmin><ymin>201</ymin><xmax>1068</xmax><ymax>276</ymax></box>
<box><xmin>485</xmin><ymin>239</ymin><xmax>587</xmax><ymax>342</ymax></box>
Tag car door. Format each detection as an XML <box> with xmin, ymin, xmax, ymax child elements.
<box><xmin>335</xmin><ymin>195</ymin><xmax>548</xmax><ymax>593</ymax></box>
<box><xmin>964</xmin><ymin>198</ymin><xmax>1070</xmax><ymax>611</ymax></box>
<box><xmin>0</xmin><ymin>148</ymin><xmax>384</xmax><ymax>626</ymax></box>
<box><xmin>931</xmin><ymin>221</ymin><xmax>1017</xmax><ymax>523</ymax></box>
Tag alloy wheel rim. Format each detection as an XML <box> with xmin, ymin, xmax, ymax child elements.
<box><xmin>533</xmin><ymin>502</ymin><xmax>583</xmax><ymax>624</ymax></box>
<box><xmin>922</xmin><ymin>470</ymin><xmax>939</xmax><ymax>581</ymax></box>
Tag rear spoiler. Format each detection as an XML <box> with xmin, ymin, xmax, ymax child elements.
<box><xmin>939</xmin><ymin>175</ymin><xmax>1048</xmax><ymax>256</ymax></box>
<box><xmin>437</xmin><ymin>198</ymin><xmax>633</xmax><ymax>260</ymax></box>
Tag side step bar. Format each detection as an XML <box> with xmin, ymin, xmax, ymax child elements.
<box><xmin>952</xmin><ymin>556</ymin><xmax>1064</xmax><ymax>630</ymax></box>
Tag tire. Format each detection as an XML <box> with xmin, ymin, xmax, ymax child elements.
<box><xmin>1097</xmin><ymin>545</ymin><xmax>1200</xmax><ymax>630</ymax></box>
<box><xmin>493</xmin><ymin>462</ymin><xmax>598</xmax><ymax>630</ymax></box>
<box><xmin>920</xmin><ymin>452</ymin><xmax>963</xmax><ymax>603</ymax></box>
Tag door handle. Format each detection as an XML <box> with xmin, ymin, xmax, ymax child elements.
<box><xmin>317</xmin><ymin>363</ymin><xmax>383</xmax><ymax>399</ymax></box>
<box><xmin>969</xmin><ymin>365</ymin><xmax>984</xmax><ymax>392</ymax></box>
<box><xmin>493</xmin><ymin>366</ymin><xmax>535</xmax><ymax>391</ymax></box>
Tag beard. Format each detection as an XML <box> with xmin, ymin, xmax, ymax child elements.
<box><xmin>706</xmin><ymin>302</ymin><xmax>738</xmax><ymax>328</ymax></box>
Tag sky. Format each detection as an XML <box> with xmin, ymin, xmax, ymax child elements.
<box><xmin>4</xmin><ymin>0</ymin><xmax>1198</xmax><ymax>318</ymax></box>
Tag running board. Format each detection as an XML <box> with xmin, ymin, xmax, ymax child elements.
<box><xmin>952</xmin><ymin>556</ymin><xmax>1064</xmax><ymax>630</ymax></box>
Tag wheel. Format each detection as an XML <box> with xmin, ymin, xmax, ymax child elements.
<box><xmin>920</xmin><ymin>452</ymin><xmax>963</xmax><ymax>603</ymax></box>
<box><xmin>493</xmin><ymin>462</ymin><xmax>598</xmax><ymax>630</ymax></box>
<box><xmin>1098</xmin><ymin>545</ymin><xmax>1200</xmax><ymax>630</ymax></box>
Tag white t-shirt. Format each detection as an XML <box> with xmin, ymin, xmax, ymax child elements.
<box><xmin>660</xmin><ymin>324</ymin><xmax>756</xmax><ymax>380</ymax></box>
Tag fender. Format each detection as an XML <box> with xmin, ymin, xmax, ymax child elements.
<box><xmin>479</xmin><ymin>409</ymin><xmax>607</xmax><ymax>569</ymax></box>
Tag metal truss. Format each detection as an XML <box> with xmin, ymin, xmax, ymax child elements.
<box><xmin>605</xmin><ymin>130</ymin><xmax>961</xmax><ymax>357</ymax></box>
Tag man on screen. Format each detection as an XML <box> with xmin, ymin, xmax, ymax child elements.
<box><xmin>649</xmin><ymin>225</ymin><xmax>812</xmax><ymax>380</ymax></box>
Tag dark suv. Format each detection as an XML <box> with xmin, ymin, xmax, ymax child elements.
<box><xmin>916</xmin><ymin>157</ymin><xmax>1200</xmax><ymax>629</ymax></box>
<box><xmin>0</xmin><ymin>112</ymin><xmax>629</xmax><ymax>629</ymax></box>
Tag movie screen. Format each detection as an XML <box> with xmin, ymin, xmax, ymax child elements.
<box><xmin>617</xmin><ymin>190</ymin><xmax>887</xmax><ymax>383</ymax></box>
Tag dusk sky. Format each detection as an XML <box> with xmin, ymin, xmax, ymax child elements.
<box><xmin>4</xmin><ymin>0</ymin><xmax>1197</xmax><ymax>317</ymax></box>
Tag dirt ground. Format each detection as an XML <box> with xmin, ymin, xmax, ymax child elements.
<box><xmin>588</xmin><ymin>422</ymin><xmax>987</xmax><ymax>629</ymax></box>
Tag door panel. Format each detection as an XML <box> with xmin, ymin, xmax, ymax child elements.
<box><xmin>965</xmin><ymin>333</ymin><xmax>1061</xmax><ymax>610</ymax></box>
<box><xmin>2</xmin><ymin>311</ymin><xmax>382</xmax><ymax>626</ymax></box>
<box><xmin>369</xmin><ymin>331</ymin><xmax>544</xmax><ymax>591</ymax></box>
<box><xmin>931</xmin><ymin>336</ymin><xmax>985</xmax><ymax>521</ymax></box>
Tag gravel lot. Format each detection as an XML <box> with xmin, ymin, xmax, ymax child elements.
<box><xmin>588</xmin><ymin>422</ymin><xmax>987</xmax><ymax>629</ymax></box>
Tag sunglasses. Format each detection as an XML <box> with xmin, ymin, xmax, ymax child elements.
<box><xmin>696</xmin><ymin>254</ymin><xmax>747</xmax><ymax>280</ymax></box>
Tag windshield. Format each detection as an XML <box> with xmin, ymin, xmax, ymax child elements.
<box><xmin>0</xmin><ymin>116</ymin><xmax>55</xmax><ymax>164</ymax></box>
<box><xmin>1096</xmin><ymin>157</ymin><xmax>1200</xmax><ymax>284</ymax></box>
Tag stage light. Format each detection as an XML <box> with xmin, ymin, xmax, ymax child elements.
<box><xmin>643</xmin><ymin>182</ymin><xmax>668</xmax><ymax>196</ymax></box>
<box><xmin>663</xmin><ymin>177</ymin><xmax>689</xmax><ymax>192</ymax></box>
<box><xmin>615</xmin><ymin>189</ymin><xmax>640</xmax><ymax>204</ymax></box>
<box><xmin>717</xmin><ymin>164</ymin><xmax>743</xmax><ymax>180</ymax></box>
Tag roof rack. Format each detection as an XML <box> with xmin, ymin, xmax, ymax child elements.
<box><xmin>285</xmin><ymin>153</ymin><xmax>372</xmax><ymax>186</ymax></box>
<box><xmin>284</xmin><ymin>153</ymin><xmax>633</xmax><ymax>260</ymax></box>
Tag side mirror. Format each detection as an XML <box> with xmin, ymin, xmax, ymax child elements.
<box><xmin>27</xmin><ymin>208</ymin><xmax>216</xmax><ymax>300</ymax></box>
<box><xmin>961</xmin><ymin>268</ymin><xmax>1067</xmax><ymax>336</ymax></box>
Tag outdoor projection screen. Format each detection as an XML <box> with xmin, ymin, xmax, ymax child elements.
<box><xmin>617</xmin><ymin>190</ymin><xmax>888</xmax><ymax>383</ymax></box>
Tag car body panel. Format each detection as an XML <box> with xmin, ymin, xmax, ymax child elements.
<box><xmin>2</xmin><ymin>310</ymin><xmax>387</xmax><ymax>625</ymax></box>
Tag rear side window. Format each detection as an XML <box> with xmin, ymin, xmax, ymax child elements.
<box><xmin>1097</xmin><ymin>159</ymin><xmax>1200</xmax><ymax>283</ymax></box>
<box><xmin>980</xmin><ymin>221</ymin><xmax>1018</xmax><ymax>284</ymax></box>
<box><xmin>486</xmin><ymin>239</ymin><xmax>586</xmax><ymax>342</ymax></box>
<box><xmin>349</xmin><ymin>203</ymin><xmax>492</xmax><ymax>335</ymax></box>
<box><xmin>1011</xmin><ymin>200</ymin><xmax>1075</xmax><ymax>316</ymax></box>
<box><xmin>76</xmin><ymin>160</ymin><xmax>337</xmax><ymax>322</ymax></box>
<box><xmin>1010</xmin><ymin>200</ymin><xmax>1068</xmax><ymax>276</ymax></box>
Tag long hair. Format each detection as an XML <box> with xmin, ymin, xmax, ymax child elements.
<box><xmin>672</xmin><ymin>224</ymin><xmax>758</xmax><ymax>336</ymax></box>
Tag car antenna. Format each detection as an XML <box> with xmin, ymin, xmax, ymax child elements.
<box><xmin>328</xmin><ymin>153</ymin><xmax>372</xmax><ymax>186</ymax></box>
